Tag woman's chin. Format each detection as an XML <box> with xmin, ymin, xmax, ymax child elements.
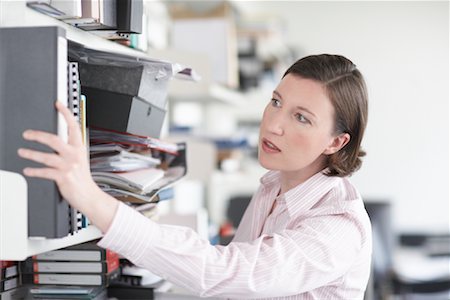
<box><xmin>258</xmin><ymin>156</ymin><xmax>277</xmax><ymax>171</ymax></box>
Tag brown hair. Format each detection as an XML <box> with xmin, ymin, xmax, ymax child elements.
<box><xmin>283</xmin><ymin>54</ymin><xmax>368</xmax><ymax>177</ymax></box>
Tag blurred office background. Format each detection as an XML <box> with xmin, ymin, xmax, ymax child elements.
<box><xmin>135</xmin><ymin>1</ymin><xmax>450</xmax><ymax>299</ymax></box>
<box><xmin>143</xmin><ymin>2</ymin><xmax>449</xmax><ymax>299</ymax></box>
<box><xmin>134</xmin><ymin>0</ymin><xmax>450</xmax><ymax>231</ymax></box>
<box><xmin>134</xmin><ymin>1</ymin><xmax>450</xmax><ymax>299</ymax></box>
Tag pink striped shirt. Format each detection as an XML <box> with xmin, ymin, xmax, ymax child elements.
<box><xmin>98</xmin><ymin>170</ymin><xmax>372</xmax><ymax>299</ymax></box>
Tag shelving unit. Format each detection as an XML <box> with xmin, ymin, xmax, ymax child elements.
<box><xmin>0</xmin><ymin>1</ymin><xmax>183</xmax><ymax>261</ymax></box>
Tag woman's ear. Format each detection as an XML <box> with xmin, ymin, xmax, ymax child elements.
<box><xmin>323</xmin><ymin>133</ymin><xmax>351</xmax><ymax>155</ymax></box>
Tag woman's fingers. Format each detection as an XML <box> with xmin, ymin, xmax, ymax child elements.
<box><xmin>22</xmin><ymin>129</ymin><xmax>68</xmax><ymax>155</ymax></box>
<box><xmin>55</xmin><ymin>101</ymin><xmax>83</xmax><ymax>147</ymax></box>
<box><xmin>17</xmin><ymin>148</ymin><xmax>64</xmax><ymax>168</ymax></box>
<box><xmin>22</xmin><ymin>167</ymin><xmax>60</xmax><ymax>182</ymax></box>
<box><xmin>21</xmin><ymin>101</ymin><xmax>85</xmax><ymax>156</ymax></box>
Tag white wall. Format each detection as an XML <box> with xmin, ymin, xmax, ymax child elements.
<box><xmin>237</xmin><ymin>1</ymin><xmax>449</xmax><ymax>233</ymax></box>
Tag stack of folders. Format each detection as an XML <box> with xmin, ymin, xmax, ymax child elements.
<box><xmin>89</xmin><ymin>128</ymin><xmax>187</xmax><ymax>206</ymax></box>
<box><xmin>21</xmin><ymin>242</ymin><xmax>120</xmax><ymax>291</ymax></box>
<box><xmin>0</xmin><ymin>261</ymin><xmax>21</xmax><ymax>297</ymax></box>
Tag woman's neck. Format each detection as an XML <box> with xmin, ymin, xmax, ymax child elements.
<box><xmin>279</xmin><ymin>158</ymin><xmax>327</xmax><ymax>195</ymax></box>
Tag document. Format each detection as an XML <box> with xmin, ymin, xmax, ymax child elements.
<box><xmin>92</xmin><ymin>168</ymin><xmax>165</xmax><ymax>194</ymax></box>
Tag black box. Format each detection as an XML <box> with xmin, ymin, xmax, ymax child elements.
<box><xmin>78</xmin><ymin>62</ymin><xmax>169</xmax><ymax>110</ymax></box>
<box><xmin>83</xmin><ymin>87</ymin><xmax>166</xmax><ymax>138</ymax></box>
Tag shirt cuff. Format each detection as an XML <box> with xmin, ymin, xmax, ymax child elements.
<box><xmin>97</xmin><ymin>201</ymin><xmax>160</xmax><ymax>264</ymax></box>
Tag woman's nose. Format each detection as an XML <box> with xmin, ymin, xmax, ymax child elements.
<box><xmin>264</xmin><ymin>111</ymin><xmax>284</xmax><ymax>136</ymax></box>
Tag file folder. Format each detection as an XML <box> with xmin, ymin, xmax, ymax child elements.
<box><xmin>0</xmin><ymin>26</ymin><xmax>71</xmax><ymax>238</ymax></box>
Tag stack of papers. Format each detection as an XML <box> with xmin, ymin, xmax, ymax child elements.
<box><xmin>95</xmin><ymin>167</ymin><xmax>184</xmax><ymax>204</ymax></box>
<box><xmin>89</xmin><ymin>129</ymin><xmax>187</xmax><ymax>204</ymax></box>
<box><xmin>90</xmin><ymin>144</ymin><xmax>160</xmax><ymax>172</ymax></box>
<box><xmin>92</xmin><ymin>168</ymin><xmax>165</xmax><ymax>194</ymax></box>
<box><xmin>90</xmin><ymin>128</ymin><xmax>179</xmax><ymax>154</ymax></box>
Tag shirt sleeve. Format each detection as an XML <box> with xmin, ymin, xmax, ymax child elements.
<box><xmin>98</xmin><ymin>202</ymin><xmax>366</xmax><ymax>298</ymax></box>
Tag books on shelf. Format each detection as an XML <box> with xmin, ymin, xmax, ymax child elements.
<box><xmin>26</xmin><ymin>1</ymin><xmax>67</xmax><ymax>18</ymax></box>
<box><xmin>30</xmin><ymin>272</ymin><xmax>118</xmax><ymax>286</ymax></box>
<box><xmin>0</xmin><ymin>276</ymin><xmax>19</xmax><ymax>292</ymax></box>
<box><xmin>27</xmin><ymin>0</ymin><xmax>143</xmax><ymax>35</ymax></box>
<box><xmin>22</xmin><ymin>242</ymin><xmax>120</xmax><ymax>288</ymax></box>
<box><xmin>70</xmin><ymin>0</ymin><xmax>117</xmax><ymax>30</ymax></box>
<box><xmin>29</xmin><ymin>285</ymin><xmax>107</xmax><ymax>299</ymax></box>
<box><xmin>32</xmin><ymin>242</ymin><xmax>118</xmax><ymax>262</ymax></box>
<box><xmin>0</xmin><ymin>261</ymin><xmax>20</xmax><ymax>295</ymax></box>
<box><xmin>0</xmin><ymin>285</ymin><xmax>29</xmax><ymax>300</ymax></box>
<box><xmin>23</xmin><ymin>259</ymin><xmax>118</xmax><ymax>274</ymax></box>
<box><xmin>45</xmin><ymin>0</ymin><xmax>82</xmax><ymax>19</ymax></box>
<box><xmin>0</xmin><ymin>261</ymin><xmax>18</xmax><ymax>281</ymax></box>
<box><xmin>27</xmin><ymin>0</ymin><xmax>117</xmax><ymax>30</ymax></box>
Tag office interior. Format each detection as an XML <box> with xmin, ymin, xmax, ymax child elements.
<box><xmin>0</xmin><ymin>1</ymin><xmax>449</xmax><ymax>299</ymax></box>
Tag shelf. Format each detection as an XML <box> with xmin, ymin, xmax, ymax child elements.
<box><xmin>0</xmin><ymin>171</ymin><xmax>102</xmax><ymax>261</ymax></box>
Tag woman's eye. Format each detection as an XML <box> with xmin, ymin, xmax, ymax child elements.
<box><xmin>271</xmin><ymin>98</ymin><xmax>281</xmax><ymax>107</ymax></box>
<box><xmin>295</xmin><ymin>113</ymin><xmax>310</xmax><ymax>124</ymax></box>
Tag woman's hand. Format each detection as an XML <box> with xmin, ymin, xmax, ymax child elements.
<box><xmin>17</xmin><ymin>101</ymin><xmax>118</xmax><ymax>233</ymax></box>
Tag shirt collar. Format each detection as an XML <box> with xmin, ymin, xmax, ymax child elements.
<box><xmin>260</xmin><ymin>169</ymin><xmax>341</xmax><ymax>217</ymax></box>
<box><xmin>260</xmin><ymin>170</ymin><xmax>281</xmax><ymax>187</ymax></box>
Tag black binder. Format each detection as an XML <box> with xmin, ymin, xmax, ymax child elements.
<box><xmin>0</xmin><ymin>26</ymin><xmax>71</xmax><ymax>238</ymax></box>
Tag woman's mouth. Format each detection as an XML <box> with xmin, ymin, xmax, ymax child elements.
<box><xmin>261</xmin><ymin>138</ymin><xmax>281</xmax><ymax>153</ymax></box>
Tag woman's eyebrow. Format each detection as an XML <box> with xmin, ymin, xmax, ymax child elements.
<box><xmin>273</xmin><ymin>90</ymin><xmax>283</xmax><ymax>99</ymax></box>
<box><xmin>274</xmin><ymin>90</ymin><xmax>317</xmax><ymax>119</ymax></box>
<box><xmin>296</xmin><ymin>106</ymin><xmax>317</xmax><ymax>118</ymax></box>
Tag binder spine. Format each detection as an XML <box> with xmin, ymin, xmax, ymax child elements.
<box><xmin>67</xmin><ymin>62</ymin><xmax>84</xmax><ymax>233</ymax></box>
<box><xmin>68</xmin><ymin>62</ymin><xmax>81</xmax><ymax>124</ymax></box>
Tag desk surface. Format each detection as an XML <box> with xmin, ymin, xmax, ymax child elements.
<box><xmin>394</xmin><ymin>246</ymin><xmax>450</xmax><ymax>282</ymax></box>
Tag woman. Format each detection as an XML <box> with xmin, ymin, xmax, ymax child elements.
<box><xmin>18</xmin><ymin>54</ymin><xmax>371</xmax><ymax>299</ymax></box>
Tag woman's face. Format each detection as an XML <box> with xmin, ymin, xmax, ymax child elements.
<box><xmin>258</xmin><ymin>74</ymin><xmax>345</xmax><ymax>179</ymax></box>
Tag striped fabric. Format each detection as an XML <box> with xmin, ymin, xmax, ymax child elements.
<box><xmin>98</xmin><ymin>170</ymin><xmax>372</xmax><ymax>299</ymax></box>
